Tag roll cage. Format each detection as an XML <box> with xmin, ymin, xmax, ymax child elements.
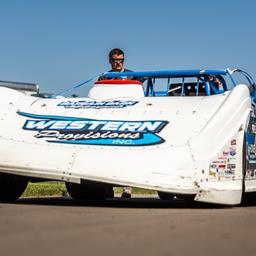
<box><xmin>104</xmin><ymin>69</ymin><xmax>256</xmax><ymax>99</ymax></box>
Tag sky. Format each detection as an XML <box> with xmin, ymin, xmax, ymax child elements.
<box><xmin>0</xmin><ymin>0</ymin><xmax>255</xmax><ymax>95</ymax></box>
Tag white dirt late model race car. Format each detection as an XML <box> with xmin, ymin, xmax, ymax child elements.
<box><xmin>0</xmin><ymin>68</ymin><xmax>256</xmax><ymax>205</ymax></box>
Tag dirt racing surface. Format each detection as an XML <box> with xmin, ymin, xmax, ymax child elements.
<box><xmin>1</xmin><ymin>196</ymin><xmax>256</xmax><ymax>256</ymax></box>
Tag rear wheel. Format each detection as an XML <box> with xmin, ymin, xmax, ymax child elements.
<box><xmin>176</xmin><ymin>194</ymin><xmax>195</xmax><ymax>203</ymax></box>
<box><xmin>66</xmin><ymin>180</ymin><xmax>114</xmax><ymax>200</ymax></box>
<box><xmin>158</xmin><ymin>191</ymin><xmax>175</xmax><ymax>200</ymax></box>
<box><xmin>0</xmin><ymin>173</ymin><xmax>28</xmax><ymax>201</ymax></box>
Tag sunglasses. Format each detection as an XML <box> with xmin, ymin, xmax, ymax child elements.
<box><xmin>111</xmin><ymin>58</ymin><xmax>124</xmax><ymax>63</ymax></box>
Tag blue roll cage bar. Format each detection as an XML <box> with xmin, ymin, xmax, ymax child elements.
<box><xmin>55</xmin><ymin>68</ymin><xmax>255</xmax><ymax>99</ymax></box>
<box><xmin>104</xmin><ymin>68</ymin><xmax>256</xmax><ymax>98</ymax></box>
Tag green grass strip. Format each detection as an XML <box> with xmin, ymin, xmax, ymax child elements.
<box><xmin>22</xmin><ymin>182</ymin><xmax>157</xmax><ymax>197</ymax></box>
<box><xmin>22</xmin><ymin>182</ymin><xmax>67</xmax><ymax>197</ymax></box>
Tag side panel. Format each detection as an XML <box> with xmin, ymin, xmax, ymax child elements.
<box><xmin>191</xmin><ymin>84</ymin><xmax>251</xmax><ymax>205</ymax></box>
<box><xmin>244</xmin><ymin>106</ymin><xmax>256</xmax><ymax>192</ymax></box>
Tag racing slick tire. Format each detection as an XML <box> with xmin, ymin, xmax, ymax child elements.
<box><xmin>0</xmin><ymin>173</ymin><xmax>28</xmax><ymax>201</ymax></box>
<box><xmin>66</xmin><ymin>180</ymin><xmax>114</xmax><ymax>200</ymax></box>
<box><xmin>176</xmin><ymin>194</ymin><xmax>195</xmax><ymax>203</ymax></box>
<box><xmin>157</xmin><ymin>191</ymin><xmax>175</xmax><ymax>200</ymax></box>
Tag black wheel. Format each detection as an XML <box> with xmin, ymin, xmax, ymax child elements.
<box><xmin>0</xmin><ymin>173</ymin><xmax>28</xmax><ymax>201</ymax></box>
<box><xmin>176</xmin><ymin>194</ymin><xmax>195</xmax><ymax>203</ymax></box>
<box><xmin>242</xmin><ymin>192</ymin><xmax>256</xmax><ymax>204</ymax></box>
<box><xmin>66</xmin><ymin>180</ymin><xmax>114</xmax><ymax>200</ymax></box>
<box><xmin>158</xmin><ymin>191</ymin><xmax>175</xmax><ymax>200</ymax></box>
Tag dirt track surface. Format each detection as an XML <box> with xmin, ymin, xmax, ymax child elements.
<box><xmin>1</xmin><ymin>196</ymin><xmax>256</xmax><ymax>256</ymax></box>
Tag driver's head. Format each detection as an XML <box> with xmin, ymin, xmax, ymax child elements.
<box><xmin>207</xmin><ymin>75</ymin><xmax>215</xmax><ymax>82</ymax></box>
<box><xmin>109</xmin><ymin>48</ymin><xmax>125</xmax><ymax>72</ymax></box>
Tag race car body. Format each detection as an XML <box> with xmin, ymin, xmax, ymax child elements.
<box><xmin>0</xmin><ymin>68</ymin><xmax>255</xmax><ymax>205</ymax></box>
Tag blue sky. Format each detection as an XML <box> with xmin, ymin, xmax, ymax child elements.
<box><xmin>0</xmin><ymin>0</ymin><xmax>255</xmax><ymax>95</ymax></box>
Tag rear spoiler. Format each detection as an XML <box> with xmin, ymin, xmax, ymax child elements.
<box><xmin>0</xmin><ymin>80</ymin><xmax>39</xmax><ymax>96</ymax></box>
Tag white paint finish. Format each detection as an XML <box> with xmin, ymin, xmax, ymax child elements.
<box><xmin>244</xmin><ymin>179</ymin><xmax>256</xmax><ymax>192</ymax></box>
<box><xmin>88</xmin><ymin>82</ymin><xmax>144</xmax><ymax>100</ymax></box>
<box><xmin>0</xmin><ymin>84</ymin><xmax>253</xmax><ymax>205</ymax></box>
<box><xmin>71</xmin><ymin>145</ymin><xmax>196</xmax><ymax>192</ymax></box>
<box><xmin>194</xmin><ymin>180</ymin><xmax>243</xmax><ymax>205</ymax></box>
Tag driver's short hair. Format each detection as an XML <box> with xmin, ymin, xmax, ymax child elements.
<box><xmin>109</xmin><ymin>48</ymin><xmax>124</xmax><ymax>59</ymax></box>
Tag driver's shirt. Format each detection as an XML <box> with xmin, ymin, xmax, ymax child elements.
<box><xmin>98</xmin><ymin>69</ymin><xmax>134</xmax><ymax>81</ymax></box>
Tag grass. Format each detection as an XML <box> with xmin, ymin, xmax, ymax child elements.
<box><xmin>21</xmin><ymin>181</ymin><xmax>157</xmax><ymax>198</ymax></box>
<box><xmin>22</xmin><ymin>182</ymin><xmax>68</xmax><ymax>197</ymax></box>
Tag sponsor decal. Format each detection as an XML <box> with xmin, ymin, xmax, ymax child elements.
<box><xmin>229</xmin><ymin>147</ymin><xmax>236</xmax><ymax>156</ymax></box>
<box><xmin>227</xmin><ymin>157</ymin><xmax>236</xmax><ymax>164</ymax></box>
<box><xmin>209</xmin><ymin>170</ymin><xmax>217</xmax><ymax>178</ymax></box>
<box><xmin>217</xmin><ymin>168</ymin><xmax>225</xmax><ymax>178</ymax></box>
<box><xmin>18</xmin><ymin>111</ymin><xmax>168</xmax><ymax>146</ymax></box>
<box><xmin>227</xmin><ymin>164</ymin><xmax>236</xmax><ymax>169</ymax></box>
<box><xmin>225</xmin><ymin>169</ymin><xmax>235</xmax><ymax>175</ymax></box>
<box><xmin>57</xmin><ymin>100</ymin><xmax>138</xmax><ymax>109</ymax></box>
<box><xmin>231</xmin><ymin>139</ymin><xmax>237</xmax><ymax>146</ymax></box>
<box><xmin>223</xmin><ymin>151</ymin><xmax>229</xmax><ymax>156</ymax></box>
<box><xmin>224</xmin><ymin>161</ymin><xmax>236</xmax><ymax>176</ymax></box>
<box><xmin>209</xmin><ymin>141</ymin><xmax>238</xmax><ymax>179</ymax></box>
<box><xmin>218</xmin><ymin>156</ymin><xmax>227</xmax><ymax>160</ymax></box>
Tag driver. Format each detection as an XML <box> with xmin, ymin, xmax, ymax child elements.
<box><xmin>99</xmin><ymin>48</ymin><xmax>133</xmax><ymax>198</ymax></box>
<box><xmin>98</xmin><ymin>48</ymin><xmax>134</xmax><ymax>80</ymax></box>
<box><xmin>206</xmin><ymin>75</ymin><xmax>224</xmax><ymax>94</ymax></box>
